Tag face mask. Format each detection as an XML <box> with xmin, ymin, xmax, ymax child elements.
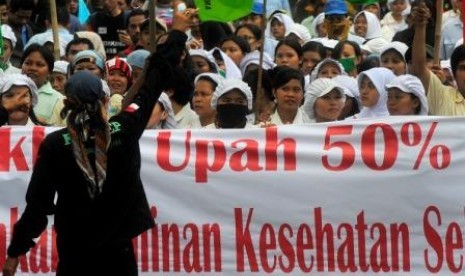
<box><xmin>339</xmin><ymin>57</ymin><xmax>357</xmax><ymax>73</ymax></box>
<box><xmin>216</xmin><ymin>104</ymin><xmax>248</xmax><ymax>129</ymax></box>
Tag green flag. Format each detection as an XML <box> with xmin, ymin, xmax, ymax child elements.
<box><xmin>194</xmin><ymin>0</ymin><xmax>254</xmax><ymax>22</ymax></box>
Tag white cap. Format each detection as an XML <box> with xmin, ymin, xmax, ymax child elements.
<box><xmin>380</xmin><ymin>41</ymin><xmax>409</xmax><ymax>62</ymax></box>
<box><xmin>239</xmin><ymin>50</ymin><xmax>275</xmax><ymax>76</ymax></box>
<box><xmin>287</xmin><ymin>23</ymin><xmax>312</xmax><ymax>43</ymax></box>
<box><xmin>194</xmin><ymin>72</ymin><xmax>224</xmax><ymax>87</ymax></box>
<box><xmin>309</xmin><ymin>58</ymin><xmax>346</xmax><ymax>82</ymax></box>
<box><xmin>211</xmin><ymin>78</ymin><xmax>253</xmax><ymax>111</ymax></box>
<box><xmin>385</xmin><ymin>74</ymin><xmax>428</xmax><ymax>115</ymax></box>
<box><xmin>53</xmin><ymin>60</ymin><xmax>69</xmax><ymax>75</ymax></box>
<box><xmin>1</xmin><ymin>24</ymin><xmax>16</xmax><ymax>48</ymax></box>
<box><xmin>1</xmin><ymin>74</ymin><xmax>38</xmax><ymax>106</ymax></box>
<box><xmin>157</xmin><ymin>92</ymin><xmax>178</xmax><ymax>129</ymax></box>
<box><xmin>303</xmin><ymin>78</ymin><xmax>345</xmax><ymax>120</ymax></box>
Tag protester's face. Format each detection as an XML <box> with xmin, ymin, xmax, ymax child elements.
<box><xmin>314</xmin><ymin>89</ymin><xmax>345</xmax><ymax>122</ymax></box>
<box><xmin>354</xmin><ymin>13</ymin><xmax>368</xmax><ymax>38</ymax></box>
<box><xmin>359</xmin><ymin>76</ymin><xmax>379</xmax><ymax>108</ymax></box>
<box><xmin>9</xmin><ymin>8</ymin><xmax>33</xmax><ymax>28</ymax></box>
<box><xmin>69</xmin><ymin>0</ymin><xmax>78</xmax><ymax>14</ymax></box>
<box><xmin>236</xmin><ymin>27</ymin><xmax>260</xmax><ymax>51</ymax></box>
<box><xmin>363</xmin><ymin>4</ymin><xmax>380</xmax><ymax>18</ymax></box>
<box><xmin>275</xmin><ymin>45</ymin><xmax>301</xmax><ymax>69</ymax></box>
<box><xmin>117</xmin><ymin>0</ymin><xmax>128</xmax><ymax>10</ymax></box>
<box><xmin>104</xmin><ymin>0</ymin><xmax>119</xmax><ymax>13</ymax></box>
<box><xmin>1</xmin><ymin>39</ymin><xmax>13</xmax><ymax>63</ymax></box>
<box><xmin>21</xmin><ymin>51</ymin><xmax>50</xmax><ymax>88</ymax></box>
<box><xmin>341</xmin><ymin>44</ymin><xmax>357</xmax><ymax>59</ymax></box>
<box><xmin>240</xmin><ymin>14</ymin><xmax>263</xmax><ymax>27</ymax></box>
<box><xmin>271</xmin><ymin>19</ymin><xmax>285</xmax><ymax>40</ymax></box>
<box><xmin>67</xmin><ymin>43</ymin><xmax>91</xmax><ymax>62</ymax></box>
<box><xmin>381</xmin><ymin>50</ymin><xmax>406</xmax><ymax>76</ymax></box>
<box><xmin>274</xmin><ymin>78</ymin><xmax>303</xmax><ymax>113</ymax></box>
<box><xmin>221</xmin><ymin>40</ymin><xmax>245</xmax><ymax>66</ymax></box>
<box><xmin>139</xmin><ymin>29</ymin><xmax>151</xmax><ymax>50</ymax></box>
<box><xmin>193</xmin><ymin>79</ymin><xmax>216</xmax><ymax>118</ymax></box>
<box><xmin>317</xmin><ymin>23</ymin><xmax>327</xmax><ymax>37</ymax></box>
<box><xmin>51</xmin><ymin>72</ymin><xmax>67</xmax><ymax>93</ymax></box>
<box><xmin>318</xmin><ymin>63</ymin><xmax>341</xmax><ymax>79</ymax></box>
<box><xmin>218</xmin><ymin>90</ymin><xmax>248</xmax><ymax>107</ymax></box>
<box><xmin>301</xmin><ymin>51</ymin><xmax>321</xmax><ymax>75</ymax></box>
<box><xmin>390</xmin><ymin>0</ymin><xmax>408</xmax><ymax>16</ymax></box>
<box><xmin>127</xmin><ymin>15</ymin><xmax>146</xmax><ymax>43</ymax></box>
<box><xmin>191</xmin><ymin>56</ymin><xmax>212</xmax><ymax>74</ymax></box>
<box><xmin>107</xmin><ymin>69</ymin><xmax>129</xmax><ymax>95</ymax></box>
<box><xmin>387</xmin><ymin>88</ymin><xmax>419</xmax><ymax>115</ymax></box>
<box><xmin>339</xmin><ymin>96</ymin><xmax>357</xmax><ymax>120</ymax></box>
<box><xmin>74</xmin><ymin>61</ymin><xmax>103</xmax><ymax>78</ymax></box>
<box><xmin>455</xmin><ymin>60</ymin><xmax>465</xmax><ymax>95</ymax></box>
<box><xmin>1</xmin><ymin>86</ymin><xmax>32</xmax><ymax>125</ymax></box>
<box><xmin>0</xmin><ymin>5</ymin><xmax>8</xmax><ymax>24</ymax></box>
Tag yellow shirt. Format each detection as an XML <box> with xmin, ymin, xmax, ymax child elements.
<box><xmin>427</xmin><ymin>71</ymin><xmax>465</xmax><ymax>115</ymax></box>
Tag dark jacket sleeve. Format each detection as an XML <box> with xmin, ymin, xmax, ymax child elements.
<box><xmin>7</xmin><ymin>138</ymin><xmax>57</xmax><ymax>257</ymax></box>
<box><xmin>110</xmin><ymin>30</ymin><xmax>188</xmax><ymax>139</ymax></box>
<box><xmin>0</xmin><ymin>106</ymin><xmax>8</xmax><ymax>126</ymax></box>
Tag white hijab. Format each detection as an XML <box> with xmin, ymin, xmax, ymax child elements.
<box><xmin>354</xmin><ymin>11</ymin><xmax>382</xmax><ymax>40</ymax></box>
<box><xmin>356</xmin><ymin>67</ymin><xmax>395</xmax><ymax>119</ymax></box>
<box><xmin>265</xmin><ymin>12</ymin><xmax>295</xmax><ymax>39</ymax></box>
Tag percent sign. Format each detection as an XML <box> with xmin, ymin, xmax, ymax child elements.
<box><xmin>400</xmin><ymin>122</ymin><xmax>451</xmax><ymax>170</ymax></box>
<box><xmin>322</xmin><ymin>122</ymin><xmax>451</xmax><ymax>171</ymax></box>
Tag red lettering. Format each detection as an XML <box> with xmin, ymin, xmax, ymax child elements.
<box><xmin>0</xmin><ymin>128</ymin><xmax>28</xmax><ymax>171</ymax></box>
<box><xmin>355</xmin><ymin>211</ymin><xmax>369</xmax><ymax>271</ymax></box>
<box><xmin>183</xmin><ymin>224</ymin><xmax>201</xmax><ymax>272</ymax></box>
<box><xmin>424</xmin><ymin>206</ymin><xmax>443</xmax><ymax>272</ymax></box>
<box><xmin>32</xmin><ymin>127</ymin><xmax>45</xmax><ymax>165</ymax></box>
<box><xmin>314</xmin><ymin>207</ymin><xmax>335</xmax><ymax>271</ymax></box>
<box><xmin>156</xmin><ymin>131</ymin><xmax>190</xmax><ymax>171</ymax></box>
<box><xmin>235</xmin><ymin>208</ymin><xmax>258</xmax><ymax>272</ymax></box>
<box><xmin>195</xmin><ymin>140</ymin><xmax>226</xmax><ymax>183</ymax></box>
<box><xmin>370</xmin><ymin>223</ymin><xmax>388</xmax><ymax>272</ymax></box>
<box><xmin>202</xmin><ymin>224</ymin><xmax>221</xmax><ymax>272</ymax></box>
<box><xmin>29</xmin><ymin>230</ymin><xmax>50</xmax><ymax>273</ymax></box>
<box><xmin>230</xmin><ymin>139</ymin><xmax>262</xmax><ymax>171</ymax></box>
<box><xmin>278</xmin><ymin>224</ymin><xmax>294</xmax><ymax>273</ymax></box>
<box><xmin>259</xmin><ymin>224</ymin><xmax>276</xmax><ymax>272</ymax></box>
<box><xmin>265</xmin><ymin>127</ymin><xmax>296</xmax><ymax>171</ymax></box>
<box><xmin>162</xmin><ymin>224</ymin><xmax>181</xmax><ymax>271</ymax></box>
<box><xmin>390</xmin><ymin>223</ymin><xmax>410</xmax><ymax>271</ymax></box>
<box><xmin>445</xmin><ymin>222</ymin><xmax>463</xmax><ymax>272</ymax></box>
<box><xmin>337</xmin><ymin>223</ymin><xmax>356</xmax><ymax>272</ymax></box>
<box><xmin>296</xmin><ymin>224</ymin><xmax>313</xmax><ymax>272</ymax></box>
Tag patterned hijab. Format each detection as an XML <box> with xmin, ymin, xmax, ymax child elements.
<box><xmin>63</xmin><ymin>71</ymin><xmax>111</xmax><ymax>199</ymax></box>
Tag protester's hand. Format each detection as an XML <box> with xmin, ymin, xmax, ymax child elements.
<box><xmin>1</xmin><ymin>89</ymin><xmax>31</xmax><ymax>113</ymax></box>
<box><xmin>118</xmin><ymin>30</ymin><xmax>133</xmax><ymax>47</ymax></box>
<box><xmin>187</xmin><ymin>38</ymin><xmax>203</xmax><ymax>49</ymax></box>
<box><xmin>431</xmin><ymin>65</ymin><xmax>446</xmax><ymax>84</ymax></box>
<box><xmin>2</xmin><ymin>257</ymin><xmax>19</xmax><ymax>276</ymax></box>
<box><xmin>171</xmin><ymin>0</ymin><xmax>198</xmax><ymax>32</ymax></box>
<box><xmin>411</xmin><ymin>1</ymin><xmax>430</xmax><ymax>27</ymax></box>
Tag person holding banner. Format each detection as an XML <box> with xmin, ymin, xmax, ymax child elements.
<box><xmin>2</xmin><ymin>5</ymin><xmax>194</xmax><ymax>276</ymax></box>
<box><xmin>410</xmin><ymin>1</ymin><xmax>465</xmax><ymax>116</ymax></box>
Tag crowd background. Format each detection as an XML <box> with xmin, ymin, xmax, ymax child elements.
<box><xmin>0</xmin><ymin>0</ymin><xmax>464</xmax><ymax>130</ymax></box>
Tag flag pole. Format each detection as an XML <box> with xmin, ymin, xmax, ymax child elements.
<box><xmin>256</xmin><ymin>0</ymin><xmax>267</xmax><ymax>120</ymax></box>
<box><xmin>148</xmin><ymin>0</ymin><xmax>157</xmax><ymax>53</ymax></box>
<box><xmin>50</xmin><ymin>0</ymin><xmax>60</xmax><ymax>60</ymax></box>
<box><xmin>433</xmin><ymin>0</ymin><xmax>443</xmax><ymax>65</ymax></box>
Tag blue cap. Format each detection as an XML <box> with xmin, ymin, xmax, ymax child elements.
<box><xmin>251</xmin><ymin>1</ymin><xmax>264</xmax><ymax>15</ymax></box>
<box><xmin>127</xmin><ymin>49</ymin><xmax>150</xmax><ymax>69</ymax></box>
<box><xmin>324</xmin><ymin>0</ymin><xmax>348</xmax><ymax>15</ymax></box>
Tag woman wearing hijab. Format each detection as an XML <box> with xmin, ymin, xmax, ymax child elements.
<box><xmin>379</xmin><ymin>41</ymin><xmax>409</xmax><ymax>76</ymax></box>
<box><xmin>380</xmin><ymin>0</ymin><xmax>410</xmax><ymax>41</ymax></box>
<box><xmin>208</xmin><ymin>78</ymin><xmax>254</xmax><ymax>129</ymax></box>
<box><xmin>303</xmin><ymin>78</ymin><xmax>346</xmax><ymax>123</ymax></box>
<box><xmin>355</xmin><ymin>67</ymin><xmax>396</xmax><ymax>119</ymax></box>
<box><xmin>3</xmin><ymin>8</ymin><xmax>192</xmax><ymax>275</ymax></box>
<box><xmin>0</xmin><ymin>74</ymin><xmax>43</xmax><ymax>126</ymax></box>
<box><xmin>191</xmin><ymin>72</ymin><xmax>223</xmax><ymax>128</ymax></box>
<box><xmin>353</xmin><ymin>11</ymin><xmax>388</xmax><ymax>55</ymax></box>
<box><xmin>309</xmin><ymin>57</ymin><xmax>346</xmax><ymax>82</ymax></box>
<box><xmin>386</xmin><ymin>74</ymin><xmax>428</xmax><ymax>115</ymax></box>
<box><xmin>332</xmin><ymin>75</ymin><xmax>361</xmax><ymax>119</ymax></box>
<box><xmin>146</xmin><ymin>92</ymin><xmax>178</xmax><ymax>129</ymax></box>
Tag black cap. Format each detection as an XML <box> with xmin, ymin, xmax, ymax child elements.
<box><xmin>65</xmin><ymin>71</ymin><xmax>104</xmax><ymax>103</ymax></box>
<box><xmin>405</xmin><ymin>44</ymin><xmax>434</xmax><ymax>63</ymax></box>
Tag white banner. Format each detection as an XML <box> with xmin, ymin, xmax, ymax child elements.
<box><xmin>0</xmin><ymin>116</ymin><xmax>464</xmax><ymax>275</ymax></box>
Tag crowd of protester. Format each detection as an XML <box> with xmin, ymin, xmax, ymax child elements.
<box><xmin>1</xmin><ymin>0</ymin><xmax>464</xmax><ymax>129</ymax></box>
